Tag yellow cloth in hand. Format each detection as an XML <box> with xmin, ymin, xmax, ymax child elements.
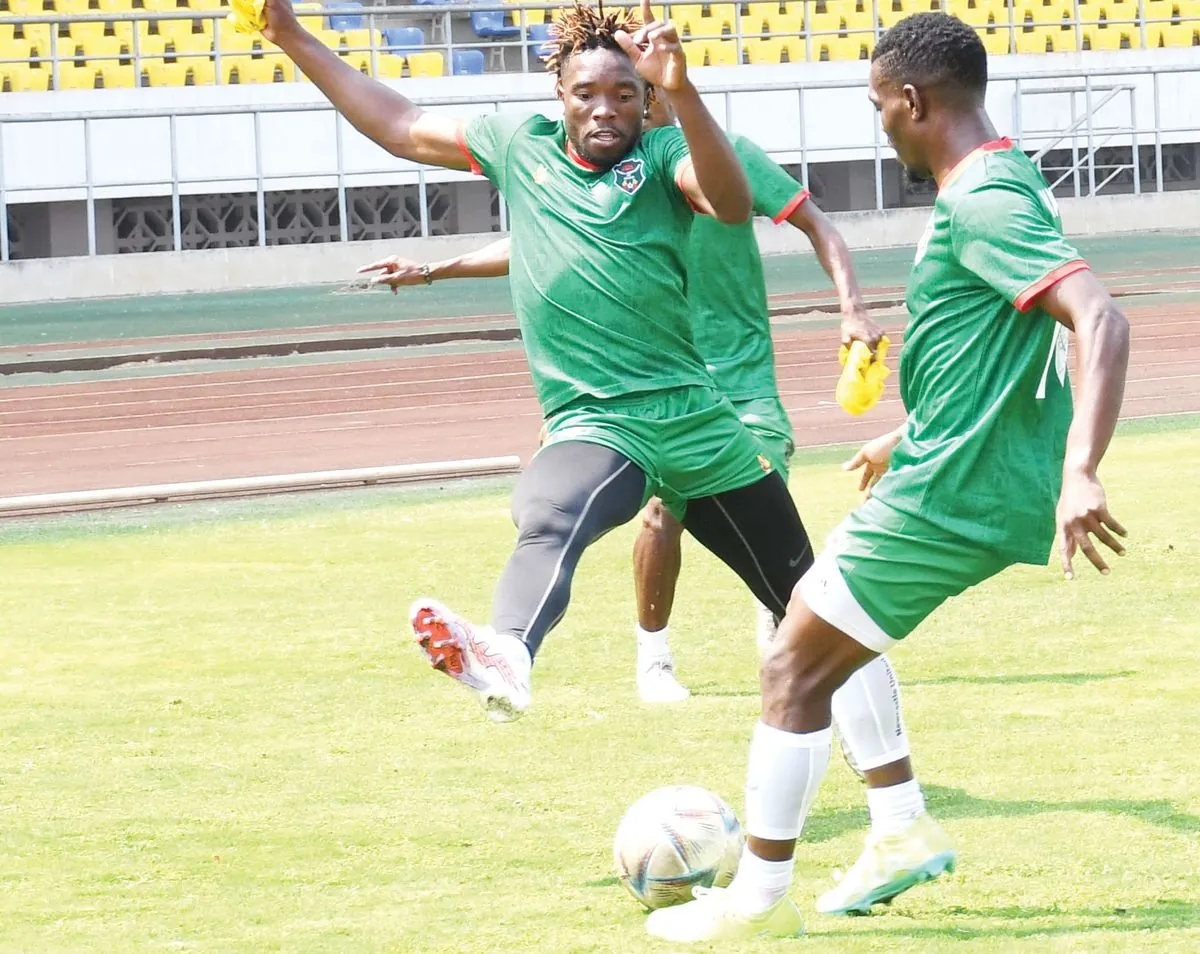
<box><xmin>836</xmin><ymin>336</ymin><xmax>891</xmax><ymax>416</ymax></box>
<box><xmin>227</xmin><ymin>0</ymin><xmax>267</xmax><ymax>34</ymax></box>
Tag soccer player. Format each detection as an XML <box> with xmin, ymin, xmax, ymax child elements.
<box><xmin>359</xmin><ymin>94</ymin><xmax>956</xmax><ymax>917</ymax></box>
<box><xmin>359</xmin><ymin>93</ymin><xmax>882</xmax><ymax>704</ymax></box>
<box><xmin>646</xmin><ymin>13</ymin><xmax>1131</xmax><ymax>942</ymax></box>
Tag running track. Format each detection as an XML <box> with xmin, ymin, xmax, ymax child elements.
<box><xmin>1</xmin><ymin>297</ymin><xmax>1197</xmax><ymax>500</ymax></box>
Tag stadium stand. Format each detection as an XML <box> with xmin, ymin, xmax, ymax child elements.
<box><xmin>1</xmin><ymin>0</ymin><xmax>1198</xmax><ymax>89</ymax></box>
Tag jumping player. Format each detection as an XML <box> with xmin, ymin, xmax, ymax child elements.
<box><xmin>646</xmin><ymin>13</ymin><xmax>1131</xmax><ymax>942</ymax></box>
<box><xmin>358</xmin><ymin>92</ymin><xmax>955</xmax><ymax>916</ymax></box>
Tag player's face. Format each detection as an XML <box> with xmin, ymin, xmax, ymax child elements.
<box><xmin>558</xmin><ymin>48</ymin><xmax>646</xmax><ymax>169</ymax></box>
<box><xmin>868</xmin><ymin>61</ymin><xmax>930</xmax><ymax>179</ymax></box>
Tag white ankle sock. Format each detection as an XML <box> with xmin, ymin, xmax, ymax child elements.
<box><xmin>728</xmin><ymin>846</ymin><xmax>794</xmax><ymax>914</ymax></box>
<box><xmin>636</xmin><ymin>624</ymin><xmax>670</xmax><ymax>661</ymax></box>
<box><xmin>866</xmin><ymin>779</ymin><xmax>926</xmax><ymax>836</ymax></box>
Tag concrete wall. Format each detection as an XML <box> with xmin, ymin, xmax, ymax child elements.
<box><xmin>4</xmin><ymin>190</ymin><xmax>1198</xmax><ymax>304</ymax></box>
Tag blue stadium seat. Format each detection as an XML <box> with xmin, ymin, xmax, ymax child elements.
<box><xmin>326</xmin><ymin>1</ymin><xmax>365</xmax><ymax>32</ymax></box>
<box><xmin>382</xmin><ymin>26</ymin><xmax>425</xmax><ymax>54</ymax></box>
<box><xmin>529</xmin><ymin>22</ymin><xmax>554</xmax><ymax>61</ymax></box>
<box><xmin>452</xmin><ymin>48</ymin><xmax>486</xmax><ymax>73</ymax></box>
<box><xmin>470</xmin><ymin>9</ymin><xmax>520</xmax><ymax>37</ymax></box>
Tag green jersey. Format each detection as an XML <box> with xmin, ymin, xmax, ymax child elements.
<box><xmin>872</xmin><ymin>139</ymin><xmax>1086</xmax><ymax>564</ymax></box>
<box><xmin>687</xmin><ymin>136</ymin><xmax>810</xmax><ymax>402</ymax></box>
<box><xmin>461</xmin><ymin>113</ymin><xmax>711</xmax><ymax>414</ymax></box>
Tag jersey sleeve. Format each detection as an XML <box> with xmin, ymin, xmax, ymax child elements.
<box><xmin>461</xmin><ymin>112</ymin><xmax>532</xmax><ymax>193</ymax></box>
<box><xmin>640</xmin><ymin>126</ymin><xmax>694</xmax><ymax>200</ymax></box>
<box><xmin>950</xmin><ymin>182</ymin><xmax>1088</xmax><ymax>312</ymax></box>
<box><xmin>733</xmin><ymin>136</ymin><xmax>810</xmax><ymax>223</ymax></box>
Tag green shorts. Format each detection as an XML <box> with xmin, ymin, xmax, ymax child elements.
<box><xmin>647</xmin><ymin>394</ymin><xmax>794</xmax><ymax>521</ymax></box>
<box><xmin>542</xmin><ymin>385</ymin><xmax>776</xmax><ymax>518</ymax></box>
<box><xmin>799</xmin><ymin>495</ymin><xmax>1012</xmax><ymax>650</ymax></box>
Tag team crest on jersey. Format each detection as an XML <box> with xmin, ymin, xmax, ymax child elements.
<box><xmin>533</xmin><ymin>164</ymin><xmax>549</xmax><ymax>185</ymax></box>
<box><xmin>613</xmin><ymin>158</ymin><xmax>647</xmax><ymax>196</ymax></box>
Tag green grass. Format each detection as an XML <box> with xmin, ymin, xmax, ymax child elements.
<box><xmin>1</xmin><ymin>426</ymin><xmax>1198</xmax><ymax>953</ymax></box>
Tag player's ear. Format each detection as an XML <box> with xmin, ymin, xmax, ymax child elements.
<box><xmin>555</xmin><ymin>79</ymin><xmax>564</xmax><ymax>102</ymax></box>
<box><xmin>903</xmin><ymin>83</ymin><xmax>925</xmax><ymax>121</ymax></box>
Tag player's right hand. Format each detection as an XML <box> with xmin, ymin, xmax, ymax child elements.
<box><xmin>357</xmin><ymin>255</ymin><xmax>427</xmax><ymax>293</ymax></box>
<box><xmin>843</xmin><ymin>427</ymin><xmax>903</xmax><ymax>497</ymax></box>
<box><xmin>616</xmin><ymin>0</ymin><xmax>687</xmax><ymax>93</ymax></box>
<box><xmin>262</xmin><ymin>0</ymin><xmax>300</xmax><ymax>45</ymax></box>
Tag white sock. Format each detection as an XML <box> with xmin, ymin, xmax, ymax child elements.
<box><xmin>732</xmin><ymin>722</ymin><xmax>832</xmax><ymax>913</ymax></box>
<box><xmin>832</xmin><ymin>655</ymin><xmax>911</xmax><ymax>773</ymax></box>
<box><xmin>636</xmin><ymin>624</ymin><xmax>670</xmax><ymax>662</ymax></box>
<box><xmin>866</xmin><ymin>779</ymin><xmax>926</xmax><ymax>836</ymax></box>
<box><xmin>728</xmin><ymin>846</ymin><xmax>794</xmax><ymax>915</ymax></box>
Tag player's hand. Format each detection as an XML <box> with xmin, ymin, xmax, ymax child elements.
<box><xmin>843</xmin><ymin>427</ymin><xmax>902</xmax><ymax>497</ymax></box>
<box><xmin>841</xmin><ymin>309</ymin><xmax>884</xmax><ymax>351</ymax></box>
<box><xmin>1056</xmin><ymin>468</ymin><xmax>1127</xmax><ymax>580</ymax></box>
<box><xmin>357</xmin><ymin>255</ymin><xmax>426</xmax><ymax>293</ymax></box>
<box><xmin>615</xmin><ymin>0</ymin><xmax>687</xmax><ymax>92</ymax></box>
<box><xmin>262</xmin><ymin>0</ymin><xmax>300</xmax><ymax>45</ymax></box>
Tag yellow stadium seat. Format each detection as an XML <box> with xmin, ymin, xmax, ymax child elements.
<box><xmin>771</xmin><ymin>9</ymin><xmax>806</xmax><ymax>36</ymax></box>
<box><xmin>151</xmin><ymin>16</ymin><xmax>205</xmax><ymax>42</ymax></box>
<box><xmin>172</xmin><ymin>31</ymin><xmax>211</xmax><ymax>55</ymax></box>
<box><xmin>1081</xmin><ymin>25</ymin><xmax>1134</xmax><ymax>48</ymax></box>
<box><xmin>778</xmin><ymin>34</ymin><xmax>804</xmax><ymax>61</ymax></box>
<box><xmin>57</xmin><ymin>63</ymin><xmax>101</xmax><ymax>88</ymax></box>
<box><xmin>95</xmin><ymin>0</ymin><xmax>136</xmax><ymax>10</ymax></box>
<box><xmin>13</xmin><ymin>22</ymin><xmax>52</xmax><ymax>49</ymax></box>
<box><xmin>9</xmin><ymin>62</ymin><xmax>52</xmax><ymax>90</ymax></box>
<box><xmin>702</xmin><ymin>3</ymin><xmax>737</xmax><ymax>32</ymax></box>
<box><xmin>744</xmin><ymin>2</ymin><xmax>775</xmax><ymax>33</ymax></box>
<box><xmin>743</xmin><ymin>35</ymin><xmax>784</xmax><ymax>63</ymax></box>
<box><xmin>333</xmin><ymin>27</ymin><xmax>373</xmax><ymax>52</ymax></box>
<box><xmin>1149</xmin><ymin>22</ymin><xmax>1199</xmax><ymax>44</ymax></box>
<box><xmin>706</xmin><ymin>38</ymin><xmax>738</xmax><ymax>63</ymax></box>
<box><xmin>1015</xmin><ymin>25</ymin><xmax>1054</xmax><ymax>52</ymax></box>
<box><xmin>141</xmin><ymin>0</ymin><xmax>182</xmax><ymax>11</ymax></box>
<box><xmin>96</xmin><ymin>60</ymin><xmax>137</xmax><ymax>86</ymax></box>
<box><xmin>225</xmin><ymin>53</ymin><xmax>283</xmax><ymax>83</ymax></box>
<box><xmin>216</xmin><ymin>30</ymin><xmax>263</xmax><ymax>53</ymax></box>
<box><xmin>682</xmin><ymin>38</ymin><xmax>706</xmax><ymax>66</ymax></box>
<box><xmin>187</xmin><ymin>0</ymin><xmax>225</xmax><ymax>8</ymax></box>
<box><xmin>406</xmin><ymin>49</ymin><xmax>443</xmax><ymax>75</ymax></box>
<box><xmin>816</xmin><ymin>34</ymin><xmax>871</xmax><ymax>60</ymax></box>
<box><xmin>974</xmin><ymin>24</ymin><xmax>1012</xmax><ymax>53</ymax></box>
<box><xmin>374</xmin><ymin>50</ymin><xmax>404</xmax><ymax>78</ymax></box>
<box><xmin>672</xmin><ymin>4</ymin><xmax>702</xmax><ymax>35</ymax></box>
<box><xmin>1</xmin><ymin>0</ymin><xmax>38</xmax><ymax>14</ymax></box>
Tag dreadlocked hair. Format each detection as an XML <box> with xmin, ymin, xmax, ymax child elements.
<box><xmin>545</xmin><ymin>2</ymin><xmax>643</xmax><ymax>78</ymax></box>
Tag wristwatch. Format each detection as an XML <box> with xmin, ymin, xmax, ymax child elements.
<box><xmin>421</xmin><ymin>263</ymin><xmax>433</xmax><ymax>285</ymax></box>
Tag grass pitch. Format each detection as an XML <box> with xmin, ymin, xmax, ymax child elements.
<box><xmin>1</xmin><ymin>422</ymin><xmax>1198</xmax><ymax>953</ymax></box>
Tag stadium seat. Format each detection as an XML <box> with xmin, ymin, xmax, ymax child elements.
<box><xmin>12</xmin><ymin>63</ymin><xmax>53</xmax><ymax>90</ymax></box>
<box><xmin>57</xmin><ymin>63</ymin><xmax>102</xmax><ymax>88</ymax></box>
<box><xmin>777</xmin><ymin>34</ymin><xmax>804</xmax><ymax>61</ymax></box>
<box><xmin>744</xmin><ymin>2</ymin><xmax>775</xmax><ymax>33</ymax></box>
<box><xmin>332</xmin><ymin>28</ymin><xmax>374</xmax><ymax>52</ymax></box>
<box><xmin>374</xmin><ymin>49</ymin><xmax>404</xmax><ymax>77</ymax></box>
<box><xmin>470</xmin><ymin>9</ymin><xmax>519</xmax><ymax>37</ymax></box>
<box><xmin>408</xmin><ymin>49</ymin><xmax>445</xmax><ymax>75</ymax></box>
<box><xmin>96</xmin><ymin>58</ymin><xmax>137</xmax><ymax>86</ymax></box>
<box><xmin>528</xmin><ymin>21</ymin><xmax>553</xmax><ymax>61</ymax></box>
<box><xmin>65</xmin><ymin>21</ymin><xmax>108</xmax><ymax>44</ymax></box>
<box><xmin>744</xmin><ymin>35</ymin><xmax>783</xmax><ymax>63</ymax></box>
<box><xmin>13</xmin><ymin>22</ymin><xmax>52</xmax><ymax>49</ymax></box>
<box><xmin>682</xmin><ymin>38</ymin><xmax>706</xmax><ymax>66</ymax></box>
<box><xmin>325</xmin><ymin>1</ymin><xmax>364</xmax><ymax>32</ymax></box>
<box><xmin>706</xmin><ymin>38</ymin><xmax>738</xmax><ymax>63</ymax></box>
<box><xmin>671</xmin><ymin>5</ymin><xmax>702</xmax><ymax>35</ymax></box>
<box><xmin>769</xmin><ymin>8</ymin><xmax>806</xmax><ymax>37</ymax></box>
<box><xmin>450</xmin><ymin>48</ymin><xmax>483</xmax><ymax>74</ymax></box>
<box><xmin>381</xmin><ymin>25</ymin><xmax>423</xmax><ymax>54</ymax></box>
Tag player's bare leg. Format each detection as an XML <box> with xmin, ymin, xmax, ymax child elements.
<box><xmin>632</xmin><ymin>498</ymin><xmax>690</xmax><ymax>703</ymax></box>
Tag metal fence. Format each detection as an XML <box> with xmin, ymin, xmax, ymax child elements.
<box><xmin>0</xmin><ymin>60</ymin><xmax>1198</xmax><ymax>260</ymax></box>
<box><xmin>0</xmin><ymin>0</ymin><xmax>1195</xmax><ymax>87</ymax></box>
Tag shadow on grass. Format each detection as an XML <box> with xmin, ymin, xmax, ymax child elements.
<box><xmin>806</xmin><ymin>782</ymin><xmax>1200</xmax><ymax>844</ymax></box>
<box><xmin>808</xmin><ymin>899</ymin><xmax>1200</xmax><ymax>940</ymax></box>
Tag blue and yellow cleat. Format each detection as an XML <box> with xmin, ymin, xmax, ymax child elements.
<box><xmin>816</xmin><ymin>812</ymin><xmax>956</xmax><ymax>916</ymax></box>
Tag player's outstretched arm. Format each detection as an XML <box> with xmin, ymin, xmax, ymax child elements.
<box><xmin>788</xmin><ymin>201</ymin><xmax>881</xmax><ymax>348</ymax></box>
<box><xmin>615</xmin><ymin>1</ymin><xmax>750</xmax><ymax>223</ymax></box>
<box><xmin>358</xmin><ymin>238</ymin><xmax>513</xmax><ymax>292</ymax></box>
<box><xmin>262</xmin><ymin>0</ymin><xmax>468</xmax><ymax>170</ymax></box>
<box><xmin>1038</xmin><ymin>270</ymin><xmax>1131</xmax><ymax>579</ymax></box>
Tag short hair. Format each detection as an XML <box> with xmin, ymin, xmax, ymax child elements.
<box><xmin>545</xmin><ymin>2</ymin><xmax>642</xmax><ymax>79</ymax></box>
<box><xmin>871</xmin><ymin>13</ymin><xmax>988</xmax><ymax>96</ymax></box>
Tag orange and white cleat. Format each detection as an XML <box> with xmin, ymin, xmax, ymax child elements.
<box><xmin>410</xmin><ymin>598</ymin><xmax>532</xmax><ymax>723</ymax></box>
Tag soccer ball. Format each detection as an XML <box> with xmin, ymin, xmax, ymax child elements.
<box><xmin>613</xmin><ymin>784</ymin><xmax>744</xmax><ymax>910</ymax></box>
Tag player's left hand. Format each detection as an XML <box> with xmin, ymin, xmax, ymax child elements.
<box><xmin>840</xmin><ymin>310</ymin><xmax>884</xmax><ymax>350</ymax></box>
<box><xmin>1056</xmin><ymin>469</ymin><xmax>1127</xmax><ymax>580</ymax></box>
<box><xmin>615</xmin><ymin>0</ymin><xmax>687</xmax><ymax>93</ymax></box>
<box><xmin>357</xmin><ymin>255</ymin><xmax>426</xmax><ymax>293</ymax></box>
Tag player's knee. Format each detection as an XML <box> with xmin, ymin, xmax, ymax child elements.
<box><xmin>640</xmin><ymin>497</ymin><xmax>682</xmax><ymax>539</ymax></box>
<box><xmin>514</xmin><ymin>494</ymin><xmax>577</xmax><ymax>543</ymax></box>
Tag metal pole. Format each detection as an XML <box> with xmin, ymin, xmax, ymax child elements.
<box><xmin>84</xmin><ymin>118</ymin><xmax>96</xmax><ymax>256</ymax></box>
<box><xmin>253</xmin><ymin>110</ymin><xmax>266</xmax><ymax>247</ymax></box>
<box><xmin>0</xmin><ymin>123</ymin><xmax>8</xmax><ymax>262</ymax></box>
<box><xmin>214</xmin><ymin>16</ymin><xmax>223</xmax><ymax>86</ymax></box>
<box><xmin>169</xmin><ymin>113</ymin><xmax>181</xmax><ymax>251</ymax></box>
<box><xmin>335</xmin><ymin>115</ymin><xmax>349</xmax><ymax>242</ymax></box>
<box><xmin>445</xmin><ymin>12</ymin><xmax>455</xmax><ymax>77</ymax></box>
<box><xmin>50</xmin><ymin>28</ymin><xmax>59</xmax><ymax>92</ymax></box>
<box><xmin>1153</xmin><ymin>71</ymin><xmax>1163</xmax><ymax>193</ymax></box>
<box><xmin>1070</xmin><ymin>91</ymin><xmax>1081</xmax><ymax>198</ymax></box>
<box><xmin>1013</xmin><ymin>76</ymin><xmax>1024</xmax><ymax>150</ymax></box>
<box><xmin>1137</xmin><ymin>0</ymin><xmax>1147</xmax><ymax>51</ymax></box>
<box><xmin>798</xmin><ymin>85</ymin><xmax>808</xmax><ymax>194</ymax></box>
<box><xmin>1130</xmin><ymin>85</ymin><xmax>1140</xmax><ymax>196</ymax></box>
<box><xmin>369</xmin><ymin>12</ymin><xmax>379</xmax><ymax>79</ymax></box>
<box><xmin>418</xmin><ymin>169</ymin><xmax>430</xmax><ymax>238</ymax></box>
<box><xmin>724</xmin><ymin>89</ymin><xmax>732</xmax><ymax>132</ymax></box>
<box><xmin>873</xmin><ymin>114</ymin><xmax>883</xmax><ymax>211</ymax></box>
<box><xmin>519</xmin><ymin>11</ymin><xmax>529</xmax><ymax>74</ymax></box>
<box><xmin>1085</xmin><ymin>72</ymin><xmax>1096</xmax><ymax>196</ymax></box>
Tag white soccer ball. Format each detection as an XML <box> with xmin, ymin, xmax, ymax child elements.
<box><xmin>613</xmin><ymin>784</ymin><xmax>744</xmax><ymax>910</ymax></box>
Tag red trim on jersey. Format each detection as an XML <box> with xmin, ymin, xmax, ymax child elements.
<box><xmin>772</xmin><ymin>188</ymin><xmax>811</xmax><ymax>224</ymax></box>
<box><xmin>939</xmin><ymin>137</ymin><xmax>1015</xmax><ymax>191</ymax></box>
<box><xmin>673</xmin><ymin>157</ymin><xmax>706</xmax><ymax>214</ymax></box>
<box><xmin>455</xmin><ymin>124</ymin><xmax>482</xmax><ymax>177</ymax></box>
<box><xmin>1014</xmin><ymin>260</ymin><xmax>1090</xmax><ymax>312</ymax></box>
<box><xmin>565</xmin><ymin>139</ymin><xmax>603</xmax><ymax>171</ymax></box>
